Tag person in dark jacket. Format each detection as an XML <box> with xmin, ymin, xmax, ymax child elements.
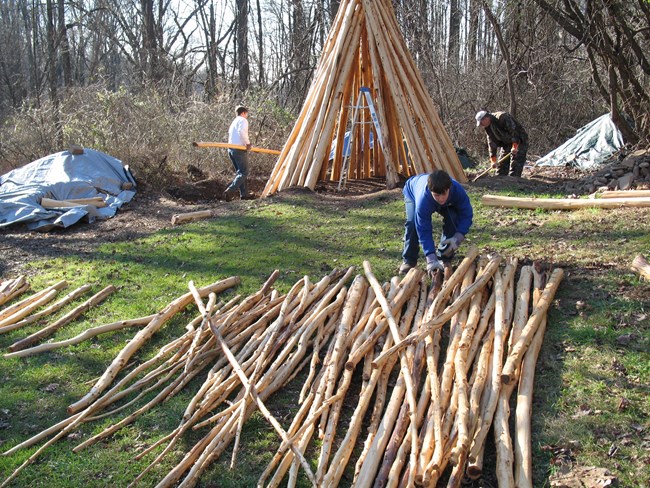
<box><xmin>476</xmin><ymin>110</ymin><xmax>528</xmax><ymax>177</ymax></box>
<box><xmin>399</xmin><ymin>170</ymin><xmax>473</xmax><ymax>277</ymax></box>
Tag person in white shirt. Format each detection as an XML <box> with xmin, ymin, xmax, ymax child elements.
<box><xmin>224</xmin><ymin>105</ymin><xmax>253</xmax><ymax>200</ymax></box>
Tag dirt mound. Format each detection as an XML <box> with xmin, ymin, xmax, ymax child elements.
<box><xmin>165</xmin><ymin>177</ymin><xmax>268</xmax><ymax>203</ymax></box>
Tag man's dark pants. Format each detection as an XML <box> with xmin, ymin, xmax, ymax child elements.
<box><xmin>227</xmin><ymin>149</ymin><xmax>249</xmax><ymax>196</ymax></box>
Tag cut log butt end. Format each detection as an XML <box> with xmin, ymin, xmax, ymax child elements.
<box><xmin>171</xmin><ymin>210</ymin><xmax>214</xmax><ymax>225</ymax></box>
<box><xmin>631</xmin><ymin>255</ymin><xmax>650</xmax><ymax>280</ymax></box>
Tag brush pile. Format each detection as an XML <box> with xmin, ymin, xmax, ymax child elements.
<box><xmin>1</xmin><ymin>248</ymin><xmax>563</xmax><ymax>487</ymax></box>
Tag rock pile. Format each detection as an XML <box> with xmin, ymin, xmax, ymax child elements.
<box><xmin>563</xmin><ymin>149</ymin><xmax>650</xmax><ymax>195</ymax></box>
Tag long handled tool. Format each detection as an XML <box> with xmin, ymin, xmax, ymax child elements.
<box><xmin>472</xmin><ymin>152</ymin><xmax>511</xmax><ymax>182</ymax></box>
<box><xmin>192</xmin><ymin>142</ymin><xmax>281</xmax><ymax>156</ymax></box>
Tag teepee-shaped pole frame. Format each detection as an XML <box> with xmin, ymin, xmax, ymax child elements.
<box><xmin>262</xmin><ymin>0</ymin><xmax>465</xmax><ymax>197</ymax></box>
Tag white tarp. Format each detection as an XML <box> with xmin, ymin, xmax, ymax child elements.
<box><xmin>536</xmin><ymin>113</ymin><xmax>624</xmax><ymax>169</ymax></box>
<box><xmin>0</xmin><ymin>148</ymin><xmax>136</xmax><ymax>231</ymax></box>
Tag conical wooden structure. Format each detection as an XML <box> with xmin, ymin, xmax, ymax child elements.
<box><xmin>262</xmin><ymin>0</ymin><xmax>466</xmax><ymax>197</ymax></box>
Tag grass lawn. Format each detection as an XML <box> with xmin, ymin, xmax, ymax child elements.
<box><xmin>0</xmin><ymin>182</ymin><xmax>648</xmax><ymax>487</ymax></box>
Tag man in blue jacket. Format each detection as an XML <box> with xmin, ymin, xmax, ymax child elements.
<box><xmin>399</xmin><ymin>170</ymin><xmax>473</xmax><ymax>276</ymax></box>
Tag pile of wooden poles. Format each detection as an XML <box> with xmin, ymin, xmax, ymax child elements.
<box><xmin>0</xmin><ymin>276</ymin><xmax>29</xmax><ymax>306</ymax></box>
<box><xmin>1</xmin><ymin>249</ymin><xmax>563</xmax><ymax>487</ymax></box>
<box><xmin>262</xmin><ymin>0</ymin><xmax>465</xmax><ymax>197</ymax></box>
<box><xmin>0</xmin><ymin>279</ymin><xmax>116</xmax><ymax>353</ymax></box>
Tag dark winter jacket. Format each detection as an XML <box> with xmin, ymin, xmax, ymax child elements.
<box><xmin>484</xmin><ymin>112</ymin><xmax>528</xmax><ymax>158</ymax></box>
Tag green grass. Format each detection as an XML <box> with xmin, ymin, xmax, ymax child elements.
<box><xmin>0</xmin><ymin>185</ymin><xmax>649</xmax><ymax>487</ymax></box>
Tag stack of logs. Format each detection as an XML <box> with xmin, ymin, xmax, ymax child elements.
<box><xmin>1</xmin><ymin>249</ymin><xmax>563</xmax><ymax>488</ymax></box>
<box><xmin>262</xmin><ymin>0</ymin><xmax>465</xmax><ymax>197</ymax></box>
<box><xmin>0</xmin><ymin>276</ymin><xmax>29</xmax><ymax>306</ymax></box>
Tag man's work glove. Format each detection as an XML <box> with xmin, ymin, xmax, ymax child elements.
<box><xmin>426</xmin><ymin>254</ymin><xmax>444</xmax><ymax>278</ymax></box>
<box><xmin>511</xmin><ymin>142</ymin><xmax>519</xmax><ymax>154</ymax></box>
<box><xmin>490</xmin><ymin>155</ymin><xmax>498</xmax><ymax>167</ymax></box>
<box><xmin>438</xmin><ymin>233</ymin><xmax>465</xmax><ymax>258</ymax></box>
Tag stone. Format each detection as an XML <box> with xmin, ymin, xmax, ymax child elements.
<box><xmin>618</xmin><ymin>172</ymin><xmax>635</xmax><ymax>191</ymax></box>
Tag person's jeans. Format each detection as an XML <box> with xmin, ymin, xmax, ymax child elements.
<box><xmin>402</xmin><ymin>199</ymin><xmax>418</xmax><ymax>265</ymax></box>
<box><xmin>402</xmin><ymin>198</ymin><xmax>460</xmax><ymax>264</ymax></box>
<box><xmin>227</xmin><ymin>149</ymin><xmax>249</xmax><ymax>196</ymax></box>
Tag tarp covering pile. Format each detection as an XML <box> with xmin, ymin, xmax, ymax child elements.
<box><xmin>0</xmin><ymin>148</ymin><xmax>136</xmax><ymax>231</ymax></box>
<box><xmin>536</xmin><ymin>113</ymin><xmax>624</xmax><ymax>169</ymax></box>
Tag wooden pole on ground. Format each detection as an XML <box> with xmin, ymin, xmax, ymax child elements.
<box><xmin>171</xmin><ymin>210</ymin><xmax>216</xmax><ymax>226</ymax></box>
<box><xmin>482</xmin><ymin>194</ymin><xmax>650</xmax><ymax>209</ymax></box>
<box><xmin>8</xmin><ymin>285</ymin><xmax>117</xmax><ymax>352</ymax></box>
<box><xmin>598</xmin><ymin>189</ymin><xmax>650</xmax><ymax>199</ymax></box>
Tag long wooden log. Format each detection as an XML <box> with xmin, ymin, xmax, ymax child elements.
<box><xmin>631</xmin><ymin>255</ymin><xmax>650</xmax><ymax>280</ymax></box>
<box><xmin>8</xmin><ymin>285</ymin><xmax>117</xmax><ymax>352</ymax></box>
<box><xmin>0</xmin><ymin>285</ymin><xmax>92</xmax><ymax>334</ymax></box>
<box><xmin>171</xmin><ymin>210</ymin><xmax>215</xmax><ymax>225</ymax></box>
<box><xmin>315</xmin><ymin>276</ymin><xmax>368</xmax><ymax>484</ymax></box>
<box><xmin>373</xmin><ymin>281</ymin><xmax>427</xmax><ymax>488</ymax></box>
<box><xmin>40</xmin><ymin>197</ymin><xmax>106</xmax><ymax>208</ymax></box>
<box><xmin>192</xmin><ymin>142</ymin><xmax>281</xmax><ymax>155</ymax></box>
<box><xmin>0</xmin><ymin>280</ymin><xmax>67</xmax><ymax>322</ymax></box>
<box><xmin>489</xmin><ymin>266</ymin><xmax>533</xmax><ymax>486</ymax></box>
<box><xmin>599</xmin><ymin>189</ymin><xmax>650</xmax><ymax>198</ymax></box>
<box><xmin>466</xmin><ymin>269</ymin><xmax>508</xmax><ymax>476</ymax></box>
<box><xmin>501</xmin><ymin>268</ymin><xmax>564</xmax><ymax>384</ymax></box>
<box><xmin>207</xmin><ymin>319</ymin><xmax>317</xmax><ymax>485</ymax></box>
<box><xmin>482</xmin><ymin>194</ymin><xmax>650</xmax><ymax>209</ymax></box>
<box><xmin>372</xmin><ymin>253</ymin><xmax>500</xmax><ymax>368</ymax></box>
<box><xmin>361</xmin><ymin>261</ymin><xmax>420</xmax><ymax>486</ymax></box>
<box><xmin>0</xmin><ymin>290</ymin><xmax>60</xmax><ymax>330</ymax></box>
<box><xmin>4</xmin><ymin>315</ymin><xmax>156</xmax><ymax>359</ymax></box>
<box><xmin>67</xmin><ymin>277</ymin><xmax>240</xmax><ymax>414</ymax></box>
<box><xmin>515</xmin><ymin>268</ymin><xmax>546</xmax><ymax>488</ymax></box>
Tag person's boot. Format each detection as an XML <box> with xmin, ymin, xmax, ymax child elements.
<box><xmin>398</xmin><ymin>261</ymin><xmax>415</xmax><ymax>275</ymax></box>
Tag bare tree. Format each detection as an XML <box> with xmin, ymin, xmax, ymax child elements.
<box><xmin>481</xmin><ymin>0</ymin><xmax>517</xmax><ymax>116</ymax></box>
<box><xmin>235</xmin><ymin>0</ymin><xmax>249</xmax><ymax>94</ymax></box>
<box><xmin>532</xmin><ymin>0</ymin><xmax>650</xmax><ymax>143</ymax></box>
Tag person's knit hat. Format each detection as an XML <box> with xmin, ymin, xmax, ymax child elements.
<box><xmin>475</xmin><ymin>110</ymin><xmax>488</xmax><ymax>126</ymax></box>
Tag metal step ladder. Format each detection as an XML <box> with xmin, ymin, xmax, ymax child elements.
<box><xmin>338</xmin><ymin>87</ymin><xmax>385</xmax><ymax>191</ymax></box>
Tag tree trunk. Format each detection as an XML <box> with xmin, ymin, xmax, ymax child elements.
<box><xmin>141</xmin><ymin>0</ymin><xmax>157</xmax><ymax>80</ymax></box>
<box><xmin>57</xmin><ymin>0</ymin><xmax>72</xmax><ymax>88</ymax></box>
<box><xmin>235</xmin><ymin>0</ymin><xmax>249</xmax><ymax>94</ymax></box>
<box><xmin>448</xmin><ymin>0</ymin><xmax>461</xmax><ymax>66</ymax></box>
<box><xmin>481</xmin><ymin>0</ymin><xmax>517</xmax><ymax>117</ymax></box>
<box><xmin>255</xmin><ymin>0</ymin><xmax>264</xmax><ymax>84</ymax></box>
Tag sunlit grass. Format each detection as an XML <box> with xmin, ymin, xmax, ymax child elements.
<box><xmin>0</xmin><ymin>186</ymin><xmax>648</xmax><ymax>486</ymax></box>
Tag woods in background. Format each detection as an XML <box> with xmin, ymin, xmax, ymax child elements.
<box><xmin>0</xmin><ymin>0</ymin><xmax>648</xmax><ymax>177</ymax></box>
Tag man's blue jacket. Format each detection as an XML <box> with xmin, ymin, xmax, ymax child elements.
<box><xmin>403</xmin><ymin>174</ymin><xmax>473</xmax><ymax>257</ymax></box>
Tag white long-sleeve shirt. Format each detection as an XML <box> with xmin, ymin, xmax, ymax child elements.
<box><xmin>228</xmin><ymin>115</ymin><xmax>250</xmax><ymax>146</ymax></box>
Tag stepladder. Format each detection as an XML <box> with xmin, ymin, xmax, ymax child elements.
<box><xmin>338</xmin><ymin>87</ymin><xmax>385</xmax><ymax>191</ymax></box>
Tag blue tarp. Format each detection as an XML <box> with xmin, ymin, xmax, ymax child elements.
<box><xmin>0</xmin><ymin>148</ymin><xmax>136</xmax><ymax>231</ymax></box>
<box><xmin>536</xmin><ymin>113</ymin><xmax>624</xmax><ymax>169</ymax></box>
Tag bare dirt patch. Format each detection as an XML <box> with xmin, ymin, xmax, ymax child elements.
<box><xmin>0</xmin><ymin>166</ymin><xmax>618</xmax><ymax>279</ymax></box>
